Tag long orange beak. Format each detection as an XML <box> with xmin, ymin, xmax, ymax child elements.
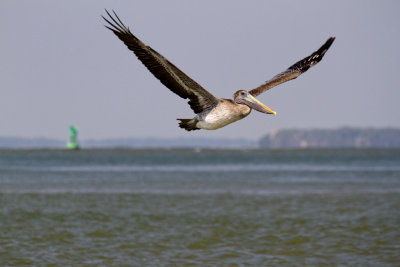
<box><xmin>244</xmin><ymin>94</ymin><xmax>277</xmax><ymax>115</ymax></box>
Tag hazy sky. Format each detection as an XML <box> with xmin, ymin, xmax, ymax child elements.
<box><xmin>1</xmin><ymin>1</ymin><xmax>399</xmax><ymax>140</ymax></box>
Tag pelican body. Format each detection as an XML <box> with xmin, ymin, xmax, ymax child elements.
<box><xmin>195</xmin><ymin>98</ymin><xmax>251</xmax><ymax>130</ymax></box>
<box><xmin>182</xmin><ymin>90</ymin><xmax>276</xmax><ymax>131</ymax></box>
<box><xmin>102</xmin><ymin>10</ymin><xmax>335</xmax><ymax>131</ymax></box>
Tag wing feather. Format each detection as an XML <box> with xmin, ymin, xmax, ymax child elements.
<box><xmin>249</xmin><ymin>37</ymin><xmax>335</xmax><ymax>97</ymax></box>
<box><xmin>103</xmin><ymin>10</ymin><xmax>219</xmax><ymax>114</ymax></box>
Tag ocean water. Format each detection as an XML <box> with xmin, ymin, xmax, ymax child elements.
<box><xmin>0</xmin><ymin>149</ymin><xmax>399</xmax><ymax>266</ymax></box>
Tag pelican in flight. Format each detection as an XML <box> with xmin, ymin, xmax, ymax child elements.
<box><xmin>103</xmin><ymin>10</ymin><xmax>335</xmax><ymax>131</ymax></box>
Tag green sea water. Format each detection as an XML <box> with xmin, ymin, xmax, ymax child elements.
<box><xmin>1</xmin><ymin>149</ymin><xmax>399</xmax><ymax>266</ymax></box>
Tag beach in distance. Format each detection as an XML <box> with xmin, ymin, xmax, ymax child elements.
<box><xmin>1</xmin><ymin>148</ymin><xmax>399</xmax><ymax>265</ymax></box>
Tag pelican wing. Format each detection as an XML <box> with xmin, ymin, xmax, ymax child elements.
<box><xmin>249</xmin><ymin>37</ymin><xmax>335</xmax><ymax>97</ymax></box>
<box><xmin>103</xmin><ymin>10</ymin><xmax>219</xmax><ymax>114</ymax></box>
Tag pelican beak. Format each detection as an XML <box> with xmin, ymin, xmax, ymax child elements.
<box><xmin>244</xmin><ymin>94</ymin><xmax>277</xmax><ymax>115</ymax></box>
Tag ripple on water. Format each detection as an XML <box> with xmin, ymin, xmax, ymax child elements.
<box><xmin>1</xmin><ymin>149</ymin><xmax>400</xmax><ymax>265</ymax></box>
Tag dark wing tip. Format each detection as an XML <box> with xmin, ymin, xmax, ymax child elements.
<box><xmin>319</xmin><ymin>36</ymin><xmax>335</xmax><ymax>55</ymax></box>
<box><xmin>289</xmin><ymin>36</ymin><xmax>335</xmax><ymax>73</ymax></box>
<box><xmin>102</xmin><ymin>9</ymin><xmax>130</xmax><ymax>34</ymax></box>
<box><xmin>325</xmin><ymin>36</ymin><xmax>336</xmax><ymax>45</ymax></box>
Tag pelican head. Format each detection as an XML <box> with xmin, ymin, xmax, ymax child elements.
<box><xmin>233</xmin><ymin>90</ymin><xmax>276</xmax><ymax>115</ymax></box>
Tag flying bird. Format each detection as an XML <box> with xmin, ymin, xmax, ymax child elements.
<box><xmin>102</xmin><ymin>10</ymin><xmax>335</xmax><ymax>131</ymax></box>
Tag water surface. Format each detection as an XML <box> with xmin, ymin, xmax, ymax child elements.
<box><xmin>1</xmin><ymin>149</ymin><xmax>399</xmax><ymax>266</ymax></box>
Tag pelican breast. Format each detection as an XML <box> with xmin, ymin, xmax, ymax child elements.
<box><xmin>196</xmin><ymin>99</ymin><xmax>251</xmax><ymax>130</ymax></box>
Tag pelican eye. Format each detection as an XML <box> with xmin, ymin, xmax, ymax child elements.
<box><xmin>240</xmin><ymin>92</ymin><xmax>246</xmax><ymax>97</ymax></box>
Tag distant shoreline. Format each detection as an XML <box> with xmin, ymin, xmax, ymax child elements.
<box><xmin>1</xmin><ymin>148</ymin><xmax>400</xmax><ymax>154</ymax></box>
<box><xmin>1</xmin><ymin>127</ymin><xmax>400</xmax><ymax>149</ymax></box>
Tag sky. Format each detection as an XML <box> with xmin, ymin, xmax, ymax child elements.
<box><xmin>1</xmin><ymin>1</ymin><xmax>399</xmax><ymax>140</ymax></box>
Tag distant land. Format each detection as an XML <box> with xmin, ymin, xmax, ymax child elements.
<box><xmin>1</xmin><ymin>128</ymin><xmax>400</xmax><ymax>149</ymax></box>
<box><xmin>259</xmin><ymin>127</ymin><xmax>400</xmax><ymax>149</ymax></box>
<box><xmin>0</xmin><ymin>136</ymin><xmax>256</xmax><ymax>149</ymax></box>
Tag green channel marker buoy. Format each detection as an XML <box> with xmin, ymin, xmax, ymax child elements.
<box><xmin>67</xmin><ymin>125</ymin><xmax>80</xmax><ymax>150</ymax></box>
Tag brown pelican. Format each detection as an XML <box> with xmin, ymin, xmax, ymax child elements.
<box><xmin>102</xmin><ymin>10</ymin><xmax>335</xmax><ymax>131</ymax></box>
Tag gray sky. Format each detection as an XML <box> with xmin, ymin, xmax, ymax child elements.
<box><xmin>1</xmin><ymin>1</ymin><xmax>399</xmax><ymax>140</ymax></box>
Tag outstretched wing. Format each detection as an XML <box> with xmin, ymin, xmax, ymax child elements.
<box><xmin>249</xmin><ymin>37</ymin><xmax>335</xmax><ymax>97</ymax></box>
<box><xmin>102</xmin><ymin>10</ymin><xmax>219</xmax><ymax>114</ymax></box>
